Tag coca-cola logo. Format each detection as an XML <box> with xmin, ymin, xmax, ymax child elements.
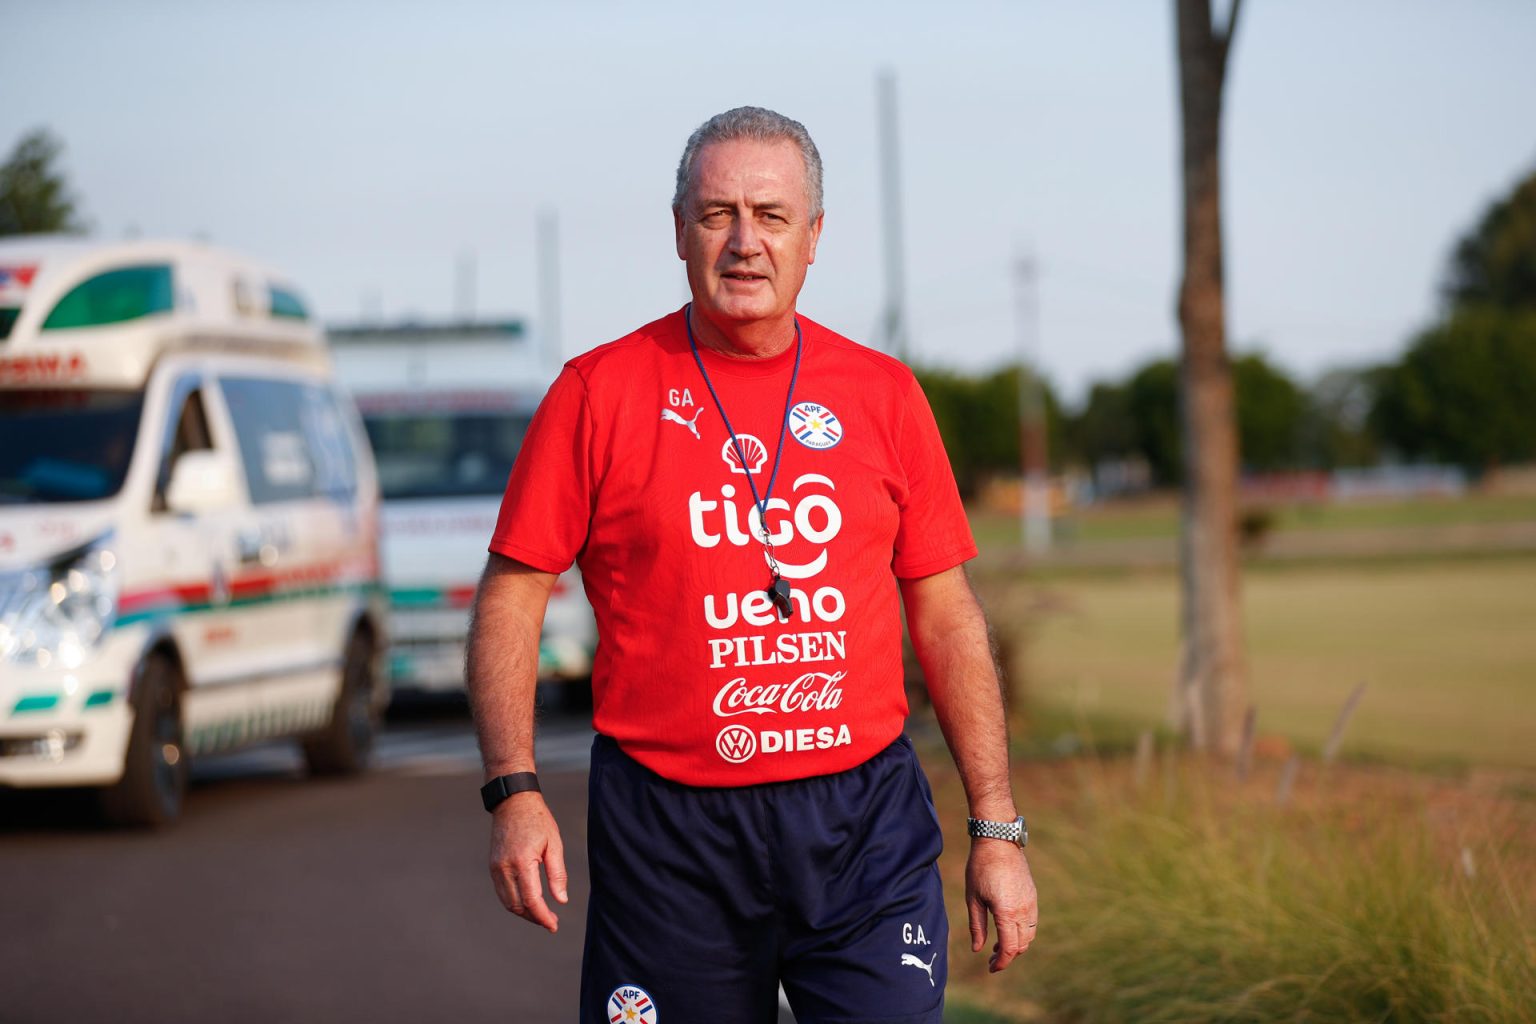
<box><xmin>715</xmin><ymin>725</ymin><xmax>756</xmax><ymax>763</ymax></box>
<box><xmin>712</xmin><ymin>671</ymin><xmax>846</xmax><ymax>718</ymax></box>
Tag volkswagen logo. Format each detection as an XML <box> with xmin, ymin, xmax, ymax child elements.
<box><xmin>715</xmin><ymin>725</ymin><xmax>757</xmax><ymax>764</ymax></box>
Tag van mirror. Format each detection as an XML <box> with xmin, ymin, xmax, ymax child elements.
<box><xmin>164</xmin><ymin>450</ymin><xmax>241</xmax><ymax>514</ymax></box>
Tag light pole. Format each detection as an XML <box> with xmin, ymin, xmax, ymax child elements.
<box><xmin>1014</xmin><ymin>245</ymin><xmax>1050</xmax><ymax>555</ymax></box>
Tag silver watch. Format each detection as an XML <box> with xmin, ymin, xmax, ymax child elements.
<box><xmin>966</xmin><ymin>814</ymin><xmax>1027</xmax><ymax>848</ymax></box>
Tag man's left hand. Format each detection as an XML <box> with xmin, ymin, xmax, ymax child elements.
<box><xmin>965</xmin><ymin>839</ymin><xmax>1038</xmax><ymax>973</ymax></box>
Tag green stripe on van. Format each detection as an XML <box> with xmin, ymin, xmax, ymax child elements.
<box><xmin>12</xmin><ymin>694</ymin><xmax>60</xmax><ymax>714</ymax></box>
<box><xmin>116</xmin><ymin>580</ymin><xmax>381</xmax><ymax>627</ymax></box>
<box><xmin>84</xmin><ymin>690</ymin><xmax>117</xmax><ymax>708</ymax></box>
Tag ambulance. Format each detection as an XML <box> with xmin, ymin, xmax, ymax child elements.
<box><xmin>328</xmin><ymin>322</ymin><xmax>595</xmax><ymax>700</ymax></box>
<box><xmin>0</xmin><ymin>238</ymin><xmax>387</xmax><ymax>825</ymax></box>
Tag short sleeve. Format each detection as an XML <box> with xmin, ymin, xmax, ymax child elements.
<box><xmin>891</xmin><ymin>376</ymin><xmax>978</xmax><ymax>578</ymax></box>
<box><xmin>488</xmin><ymin>366</ymin><xmax>593</xmax><ymax>573</ymax></box>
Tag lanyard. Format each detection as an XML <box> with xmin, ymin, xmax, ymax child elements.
<box><xmin>685</xmin><ymin>304</ymin><xmax>802</xmax><ymax>619</ymax></box>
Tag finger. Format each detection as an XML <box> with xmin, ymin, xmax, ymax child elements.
<box><xmin>989</xmin><ymin>918</ymin><xmax>1027</xmax><ymax>973</ymax></box>
<box><xmin>515</xmin><ymin>861</ymin><xmax>559</xmax><ymax>932</ymax></box>
<box><xmin>967</xmin><ymin>896</ymin><xmax>988</xmax><ymax>953</ymax></box>
<box><xmin>489</xmin><ymin>862</ymin><xmax>518</xmax><ymax>914</ymax></box>
<box><xmin>546</xmin><ymin>837</ymin><xmax>570</xmax><ymax>905</ymax></box>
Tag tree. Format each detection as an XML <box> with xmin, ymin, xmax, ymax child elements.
<box><xmin>0</xmin><ymin>128</ymin><xmax>86</xmax><ymax>236</ymax></box>
<box><xmin>1370</xmin><ymin>308</ymin><xmax>1536</xmax><ymax>471</ymax></box>
<box><xmin>1174</xmin><ymin>0</ymin><xmax>1248</xmax><ymax>756</ymax></box>
<box><xmin>1128</xmin><ymin>359</ymin><xmax>1183</xmax><ymax>485</ymax></box>
<box><xmin>1233</xmin><ymin>353</ymin><xmax>1304</xmax><ymax>471</ymax></box>
<box><xmin>915</xmin><ymin>364</ymin><xmax>1064</xmax><ymax>498</ymax></box>
<box><xmin>1065</xmin><ymin>380</ymin><xmax>1136</xmax><ymax>470</ymax></box>
<box><xmin>1298</xmin><ymin>366</ymin><xmax>1380</xmax><ymax>469</ymax></box>
<box><xmin>1444</xmin><ymin>166</ymin><xmax>1536</xmax><ymax>313</ymax></box>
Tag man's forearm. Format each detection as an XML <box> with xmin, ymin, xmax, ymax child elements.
<box><xmin>466</xmin><ymin>556</ymin><xmax>556</xmax><ymax>779</ymax></box>
<box><xmin>902</xmin><ymin>568</ymin><xmax>1016</xmax><ymax>821</ymax></box>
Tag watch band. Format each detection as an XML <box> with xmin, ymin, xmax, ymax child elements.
<box><xmin>966</xmin><ymin>814</ymin><xmax>1028</xmax><ymax>848</ymax></box>
<box><xmin>480</xmin><ymin>772</ymin><xmax>541</xmax><ymax>813</ymax></box>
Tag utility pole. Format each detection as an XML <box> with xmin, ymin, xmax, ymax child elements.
<box><xmin>1014</xmin><ymin>245</ymin><xmax>1050</xmax><ymax>555</ymax></box>
<box><xmin>877</xmin><ymin>69</ymin><xmax>909</xmax><ymax>362</ymax></box>
<box><xmin>456</xmin><ymin>248</ymin><xmax>477</xmax><ymax>323</ymax></box>
<box><xmin>536</xmin><ymin>207</ymin><xmax>562</xmax><ymax>369</ymax></box>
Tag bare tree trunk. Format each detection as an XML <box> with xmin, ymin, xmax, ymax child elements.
<box><xmin>1174</xmin><ymin>0</ymin><xmax>1248</xmax><ymax>756</ymax></box>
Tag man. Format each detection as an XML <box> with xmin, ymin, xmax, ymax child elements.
<box><xmin>469</xmin><ymin>106</ymin><xmax>1037</xmax><ymax>1023</ymax></box>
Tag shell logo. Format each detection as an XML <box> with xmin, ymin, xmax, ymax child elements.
<box><xmin>721</xmin><ymin>434</ymin><xmax>768</xmax><ymax>475</ymax></box>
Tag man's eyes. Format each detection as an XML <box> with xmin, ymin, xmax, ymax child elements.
<box><xmin>698</xmin><ymin>209</ymin><xmax>788</xmax><ymax>225</ymax></box>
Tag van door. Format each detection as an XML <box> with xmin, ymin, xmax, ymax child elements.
<box><xmin>214</xmin><ymin>374</ymin><xmax>352</xmax><ymax>736</ymax></box>
<box><xmin>140</xmin><ymin>371</ymin><xmax>255</xmax><ymax>755</ymax></box>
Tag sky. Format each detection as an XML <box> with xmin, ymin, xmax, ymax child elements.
<box><xmin>3</xmin><ymin>0</ymin><xmax>1534</xmax><ymax>404</ymax></box>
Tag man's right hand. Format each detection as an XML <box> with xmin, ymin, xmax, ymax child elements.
<box><xmin>488</xmin><ymin>791</ymin><xmax>569</xmax><ymax>932</ymax></box>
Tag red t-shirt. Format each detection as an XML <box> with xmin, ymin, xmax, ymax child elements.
<box><xmin>490</xmin><ymin>308</ymin><xmax>976</xmax><ymax>786</ymax></box>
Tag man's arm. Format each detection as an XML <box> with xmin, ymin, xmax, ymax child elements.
<box><xmin>466</xmin><ymin>551</ymin><xmax>567</xmax><ymax>933</ymax></box>
<box><xmin>900</xmin><ymin>565</ymin><xmax>1038</xmax><ymax>973</ymax></box>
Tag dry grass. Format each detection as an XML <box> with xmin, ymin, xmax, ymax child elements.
<box><xmin>923</xmin><ymin>746</ymin><xmax>1536</xmax><ymax>1023</ymax></box>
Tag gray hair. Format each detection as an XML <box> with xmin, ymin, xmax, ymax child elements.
<box><xmin>672</xmin><ymin>106</ymin><xmax>824</xmax><ymax>217</ymax></box>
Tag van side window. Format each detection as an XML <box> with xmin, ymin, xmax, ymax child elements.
<box><xmin>152</xmin><ymin>388</ymin><xmax>213</xmax><ymax>513</ymax></box>
<box><xmin>268</xmin><ymin>285</ymin><xmax>309</xmax><ymax>320</ymax></box>
<box><xmin>42</xmin><ymin>264</ymin><xmax>175</xmax><ymax>330</ymax></box>
<box><xmin>301</xmin><ymin>384</ymin><xmax>358</xmax><ymax>500</ymax></box>
<box><xmin>220</xmin><ymin>377</ymin><xmax>357</xmax><ymax>503</ymax></box>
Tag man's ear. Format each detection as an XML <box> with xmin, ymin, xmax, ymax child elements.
<box><xmin>674</xmin><ymin>208</ymin><xmax>687</xmax><ymax>260</ymax></box>
<box><xmin>807</xmin><ymin>211</ymin><xmax>825</xmax><ymax>265</ymax></box>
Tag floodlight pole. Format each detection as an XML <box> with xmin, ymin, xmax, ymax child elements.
<box><xmin>878</xmin><ymin>69</ymin><xmax>909</xmax><ymax>362</ymax></box>
<box><xmin>1015</xmin><ymin>245</ymin><xmax>1050</xmax><ymax>554</ymax></box>
<box><xmin>537</xmin><ymin>207</ymin><xmax>562</xmax><ymax>370</ymax></box>
<box><xmin>456</xmin><ymin>248</ymin><xmax>477</xmax><ymax>323</ymax></box>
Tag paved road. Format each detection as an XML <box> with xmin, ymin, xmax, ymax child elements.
<box><xmin>0</xmin><ymin>704</ymin><xmax>796</xmax><ymax>1023</ymax></box>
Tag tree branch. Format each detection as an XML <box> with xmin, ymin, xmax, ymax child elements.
<box><xmin>1217</xmin><ymin>0</ymin><xmax>1245</xmax><ymax>80</ymax></box>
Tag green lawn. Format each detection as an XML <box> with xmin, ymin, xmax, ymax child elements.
<box><xmin>995</xmin><ymin>558</ymin><xmax>1536</xmax><ymax>770</ymax></box>
<box><xmin>970</xmin><ymin>492</ymin><xmax>1536</xmax><ymax>547</ymax></box>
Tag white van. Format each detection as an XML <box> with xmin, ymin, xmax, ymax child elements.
<box><xmin>329</xmin><ymin>323</ymin><xmax>595</xmax><ymax>698</ymax></box>
<box><xmin>0</xmin><ymin>238</ymin><xmax>386</xmax><ymax>825</ymax></box>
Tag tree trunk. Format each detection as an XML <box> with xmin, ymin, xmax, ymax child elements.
<box><xmin>1174</xmin><ymin>0</ymin><xmax>1248</xmax><ymax>756</ymax></box>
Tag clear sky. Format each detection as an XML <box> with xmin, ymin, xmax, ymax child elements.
<box><xmin>4</xmin><ymin>0</ymin><xmax>1533</xmax><ymax>402</ymax></box>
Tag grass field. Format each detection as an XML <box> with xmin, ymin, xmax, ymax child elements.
<box><xmin>943</xmin><ymin>493</ymin><xmax>1536</xmax><ymax>1021</ymax></box>
<box><xmin>983</xmin><ymin>558</ymin><xmax>1536</xmax><ymax>771</ymax></box>
<box><xmin>965</xmin><ymin>490</ymin><xmax>1536</xmax><ymax>772</ymax></box>
<box><xmin>971</xmin><ymin>492</ymin><xmax>1536</xmax><ymax>548</ymax></box>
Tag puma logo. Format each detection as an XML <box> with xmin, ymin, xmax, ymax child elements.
<box><xmin>899</xmin><ymin>952</ymin><xmax>937</xmax><ymax>987</ymax></box>
<box><xmin>660</xmin><ymin>407</ymin><xmax>702</xmax><ymax>440</ymax></box>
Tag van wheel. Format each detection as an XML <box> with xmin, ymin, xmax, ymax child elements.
<box><xmin>100</xmin><ymin>653</ymin><xmax>188</xmax><ymax>827</ymax></box>
<box><xmin>303</xmin><ymin>632</ymin><xmax>377</xmax><ymax>776</ymax></box>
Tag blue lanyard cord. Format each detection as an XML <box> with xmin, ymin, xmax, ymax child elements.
<box><xmin>685</xmin><ymin>304</ymin><xmax>802</xmax><ymax>525</ymax></box>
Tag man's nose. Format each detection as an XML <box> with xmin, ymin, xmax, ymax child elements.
<box><xmin>728</xmin><ymin>214</ymin><xmax>761</xmax><ymax>256</ymax></box>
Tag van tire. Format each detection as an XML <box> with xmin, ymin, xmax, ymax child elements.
<box><xmin>303</xmin><ymin>632</ymin><xmax>377</xmax><ymax>777</ymax></box>
<box><xmin>100</xmin><ymin>653</ymin><xmax>188</xmax><ymax>827</ymax></box>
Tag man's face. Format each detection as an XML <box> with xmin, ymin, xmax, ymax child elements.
<box><xmin>674</xmin><ymin>138</ymin><xmax>823</xmax><ymax>332</ymax></box>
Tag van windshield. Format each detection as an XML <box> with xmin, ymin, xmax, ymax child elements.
<box><xmin>362</xmin><ymin>412</ymin><xmax>531</xmax><ymax>500</ymax></box>
<box><xmin>0</xmin><ymin>390</ymin><xmax>144</xmax><ymax>504</ymax></box>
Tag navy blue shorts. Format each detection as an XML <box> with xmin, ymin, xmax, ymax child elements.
<box><xmin>580</xmin><ymin>734</ymin><xmax>948</xmax><ymax>1024</ymax></box>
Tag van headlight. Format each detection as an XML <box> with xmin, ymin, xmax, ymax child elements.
<box><xmin>0</xmin><ymin>534</ymin><xmax>120</xmax><ymax>669</ymax></box>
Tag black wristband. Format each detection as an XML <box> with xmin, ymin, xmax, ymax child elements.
<box><xmin>480</xmin><ymin>772</ymin><xmax>541</xmax><ymax>813</ymax></box>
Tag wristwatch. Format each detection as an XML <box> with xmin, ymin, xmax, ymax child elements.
<box><xmin>966</xmin><ymin>814</ymin><xmax>1028</xmax><ymax>848</ymax></box>
<box><xmin>480</xmin><ymin>772</ymin><xmax>541</xmax><ymax>812</ymax></box>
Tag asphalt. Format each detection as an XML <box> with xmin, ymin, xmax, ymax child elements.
<box><xmin>2</xmin><ymin>761</ymin><xmax>591</xmax><ymax>1023</ymax></box>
